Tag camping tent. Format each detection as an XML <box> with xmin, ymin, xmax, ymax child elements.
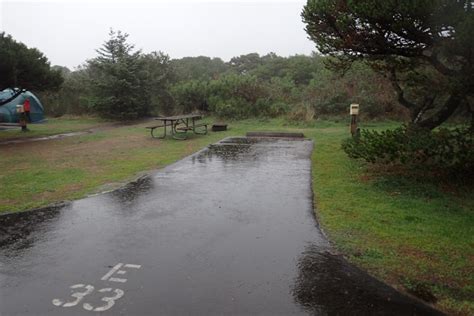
<box><xmin>0</xmin><ymin>89</ymin><xmax>45</xmax><ymax>123</ymax></box>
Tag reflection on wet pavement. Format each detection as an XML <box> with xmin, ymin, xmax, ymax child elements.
<box><xmin>108</xmin><ymin>176</ymin><xmax>154</xmax><ymax>210</ymax></box>
<box><xmin>293</xmin><ymin>245</ymin><xmax>441</xmax><ymax>315</ymax></box>
<box><xmin>0</xmin><ymin>203</ymin><xmax>65</xmax><ymax>255</ymax></box>
<box><xmin>0</xmin><ymin>137</ymin><xmax>442</xmax><ymax>315</ymax></box>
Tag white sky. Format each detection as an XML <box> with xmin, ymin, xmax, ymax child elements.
<box><xmin>0</xmin><ymin>0</ymin><xmax>316</xmax><ymax>70</ymax></box>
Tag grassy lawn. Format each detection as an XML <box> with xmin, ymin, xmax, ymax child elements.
<box><xmin>305</xmin><ymin>122</ymin><xmax>473</xmax><ymax>315</ymax></box>
<box><xmin>0</xmin><ymin>117</ymin><xmax>472</xmax><ymax>315</ymax></box>
<box><xmin>0</xmin><ymin>116</ymin><xmax>105</xmax><ymax>140</ymax></box>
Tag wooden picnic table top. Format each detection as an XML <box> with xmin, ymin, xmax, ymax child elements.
<box><xmin>155</xmin><ymin>114</ymin><xmax>202</xmax><ymax>121</ymax></box>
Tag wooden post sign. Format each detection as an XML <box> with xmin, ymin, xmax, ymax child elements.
<box><xmin>350</xmin><ymin>104</ymin><xmax>359</xmax><ymax>137</ymax></box>
<box><xmin>16</xmin><ymin>104</ymin><xmax>28</xmax><ymax>132</ymax></box>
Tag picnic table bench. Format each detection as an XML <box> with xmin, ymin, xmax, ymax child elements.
<box><xmin>146</xmin><ymin>114</ymin><xmax>207</xmax><ymax>140</ymax></box>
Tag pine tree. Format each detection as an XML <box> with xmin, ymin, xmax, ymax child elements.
<box><xmin>302</xmin><ymin>0</ymin><xmax>474</xmax><ymax>129</ymax></box>
<box><xmin>88</xmin><ymin>29</ymin><xmax>151</xmax><ymax>120</ymax></box>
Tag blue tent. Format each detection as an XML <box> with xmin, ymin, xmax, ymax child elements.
<box><xmin>0</xmin><ymin>89</ymin><xmax>45</xmax><ymax>123</ymax></box>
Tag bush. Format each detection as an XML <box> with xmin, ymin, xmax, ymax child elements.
<box><xmin>269</xmin><ymin>101</ymin><xmax>291</xmax><ymax>117</ymax></box>
<box><xmin>287</xmin><ymin>102</ymin><xmax>316</xmax><ymax>122</ymax></box>
<box><xmin>37</xmin><ymin>67</ymin><xmax>95</xmax><ymax>117</ymax></box>
<box><xmin>170</xmin><ymin>80</ymin><xmax>209</xmax><ymax>113</ymax></box>
<box><xmin>207</xmin><ymin>74</ymin><xmax>268</xmax><ymax>119</ymax></box>
<box><xmin>302</xmin><ymin>60</ymin><xmax>406</xmax><ymax>120</ymax></box>
<box><xmin>208</xmin><ymin>98</ymin><xmax>246</xmax><ymax>118</ymax></box>
<box><xmin>342</xmin><ymin>125</ymin><xmax>474</xmax><ymax>176</ymax></box>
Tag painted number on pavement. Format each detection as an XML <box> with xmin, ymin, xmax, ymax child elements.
<box><xmin>52</xmin><ymin>263</ymin><xmax>141</xmax><ymax>312</ymax></box>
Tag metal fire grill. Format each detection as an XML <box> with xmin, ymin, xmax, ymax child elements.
<box><xmin>212</xmin><ymin>123</ymin><xmax>227</xmax><ymax>132</ymax></box>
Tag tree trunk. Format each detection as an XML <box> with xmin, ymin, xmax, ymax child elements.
<box><xmin>417</xmin><ymin>93</ymin><xmax>463</xmax><ymax>130</ymax></box>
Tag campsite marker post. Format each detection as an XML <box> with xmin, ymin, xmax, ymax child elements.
<box><xmin>350</xmin><ymin>104</ymin><xmax>359</xmax><ymax>137</ymax></box>
<box><xmin>16</xmin><ymin>104</ymin><xmax>28</xmax><ymax>132</ymax></box>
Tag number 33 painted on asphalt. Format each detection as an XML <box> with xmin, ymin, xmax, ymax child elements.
<box><xmin>52</xmin><ymin>284</ymin><xmax>124</xmax><ymax>312</ymax></box>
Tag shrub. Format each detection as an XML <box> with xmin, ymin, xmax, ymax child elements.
<box><xmin>287</xmin><ymin>103</ymin><xmax>316</xmax><ymax>122</ymax></box>
<box><xmin>170</xmin><ymin>80</ymin><xmax>209</xmax><ymax>113</ymax></box>
<box><xmin>208</xmin><ymin>98</ymin><xmax>246</xmax><ymax>119</ymax></box>
<box><xmin>342</xmin><ymin>125</ymin><xmax>474</xmax><ymax>176</ymax></box>
<box><xmin>303</xmin><ymin>60</ymin><xmax>405</xmax><ymax>120</ymax></box>
<box><xmin>38</xmin><ymin>67</ymin><xmax>95</xmax><ymax>117</ymax></box>
<box><xmin>207</xmin><ymin>74</ymin><xmax>268</xmax><ymax>119</ymax></box>
<box><xmin>269</xmin><ymin>101</ymin><xmax>291</xmax><ymax>117</ymax></box>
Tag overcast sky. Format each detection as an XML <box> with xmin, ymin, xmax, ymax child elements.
<box><xmin>1</xmin><ymin>0</ymin><xmax>316</xmax><ymax>69</ymax></box>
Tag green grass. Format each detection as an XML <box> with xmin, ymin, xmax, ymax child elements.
<box><xmin>304</xmin><ymin>122</ymin><xmax>473</xmax><ymax>315</ymax></box>
<box><xmin>0</xmin><ymin>116</ymin><xmax>472</xmax><ymax>314</ymax></box>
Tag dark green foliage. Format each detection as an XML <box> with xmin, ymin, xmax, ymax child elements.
<box><xmin>302</xmin><ymin>0</ymin><xmax>474</xmax><ymax>129</ymax></box>
<box><xmin>168</xmin><ymin>56</ymin><xmax>403</xmax><ymax>120</ymax></box>
<box><xmin>304</xmin><ymin>61</ymin><xmax>402</xmax><ymax>118</ymax></box>
<box><xmin>248</xmin><ymin>53</ymin><xmax>288</xmax><ymax>81</ymax></box>
<box><xmin>36</xmin><ymin>27</ymin><xmax>405</xmax><ymax>121</ymax></box>
<box><xmin>282</xmin><ymin>54</ymin><xmax>321</xmax><ymax>85</ymax></box>
<box><xmin>234</xmin><ymin>53</ymin><xmax>323</xmax><ymax>86</ymax></box>
<box><xmin>342</xmin><ymin>125</ymin><xmax>474</xmax><ymax>176</ymax></box>
<box><xmin>39</xmin><ymin>67</ymin><xmax>95</xmax><ymax>116</ymax></box>
<box><xmin>171</xmin><ymin>74</ymin><xmax>299</xmax><ymax>119</ymax></box>
<box><xmin>0</xmin><ymin>32</ymin><xmax>63</xmax><ymax>92</ymax></box>
<box><xmin>229</xmin><ymin>53</ymin><xmax>263</xmax><ymax>75</ymax></box>
<box><xmin>208</xmin><ymin>74</ymin><xmax>269</xmax><ymax>119</ymax></box>
<box><xmin>35</xmin><ymin>34</ymin><xmax>409</xmax><ymax>121</ymax></box>
<box><xmin>171</xmin><ymin>56</ymin><xmax>228</xmax><ymax>81</ymax></box>
<box><xmin>264</xmin><ymin>77</ymin><xmax>297</xmax><ymax>117</ymax></box>
<box><xmin>88</xmin><ymin>30</ymin><xmax>151</xmax><ymax>120</ymax></box>
<box><xmin>142</xmin><ymin>51</ymin><xmax>175</xmax><ymax>115</ymax></box>
<box><xmin>171</xmin><ymin>80</ymin><xmax>209</xmax><ymax>113</ymax></box>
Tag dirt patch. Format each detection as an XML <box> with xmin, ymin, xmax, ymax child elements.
<box><xmin>36</xmin><ymin>183</ymin><xmax>86</xmax><ymax>202</ymax></box>
<box><xmin>358</xmin><ymin>173</ymin><xmax>373</xmax><ymax>183</ymax></box>
<box><xmin>0</xmin><ymin>118</ymin><xmax>154</xmax><ymax>145</ymax></box>
<box><xmin>61</xmin><ymin>133</ymin><xmax>151</xmax><ymax>156</ymax></box>
<box><xmin>403</xmin><ymin>280</ymin><xmax>438</xmax><ymax>303</ymax></box>
<box><xmin>397</xmin><ymin>246</ymin><xmax>472</xmax><ymax>289</ymax></box>
<box><xmin>2</xmin><ymin>126</ymin><xmax>154</xmax><ymax>164</ymax></box>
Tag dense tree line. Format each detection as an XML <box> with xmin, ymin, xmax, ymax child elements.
<box><xmin>37</xmin><ymin>30</ymin><xmax>405</xmax><ymax>121</ymax></box>
<box><xmin>1</xmin><ymin>27</ymin><xmax>446</xmax><ymax>125</ymax></box>
<box><xmin>3</xmin><ymin>2</ymin><xmax>472</xmax><ymax>128</ymax></box>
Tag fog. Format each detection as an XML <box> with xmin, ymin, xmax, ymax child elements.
<box><xmin>1</xmin><ymin>0</ymin><xmax>316</xmax><ymax>69</ymax></box>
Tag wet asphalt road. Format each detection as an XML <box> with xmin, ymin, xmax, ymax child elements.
<box><xmin>0</xmin><ymin>137</ymin><xmax>442</xmax><ymax>315</ymax></box>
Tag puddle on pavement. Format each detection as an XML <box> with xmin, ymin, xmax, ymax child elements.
<box><xmin>0</xmin><ymin>203</ymin><xmax>66</xmax><ymax>254</ymax></box>
<box><xmin>0</xmin><ymin>137</ymin><xmax>443</xmax><ymax>315</ymax></box>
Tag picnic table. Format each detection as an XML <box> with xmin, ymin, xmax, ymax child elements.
<box><xmin>146</xmin><ymin>114</ymin><xmax>208</xmax><ymax>140</ymax></box>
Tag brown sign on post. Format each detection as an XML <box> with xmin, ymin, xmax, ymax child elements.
<box><xmin>350</xmin><ymin>104</ymin><xmax>359</xmax><ymax>137</ymax></box>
